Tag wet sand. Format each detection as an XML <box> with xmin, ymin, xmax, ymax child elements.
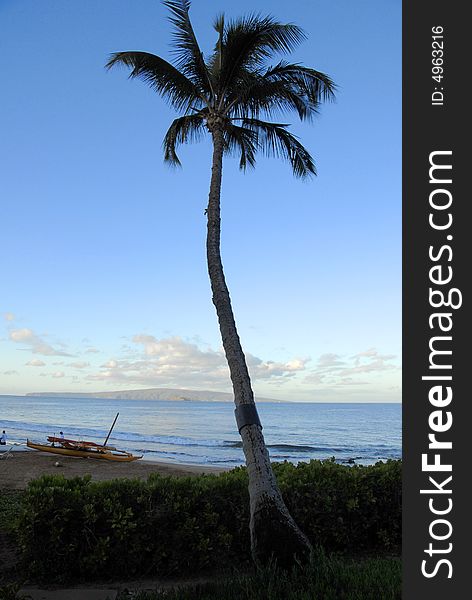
<box><xmin>0</xmin><ymin>449</ymin><xmax>228</xmax><ymax>490</ymax></box>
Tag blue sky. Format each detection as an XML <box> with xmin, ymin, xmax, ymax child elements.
<box><xmin>0</xmin><ymin>0</ymin><xmax>401</xmax><ymax>401</ymax></box>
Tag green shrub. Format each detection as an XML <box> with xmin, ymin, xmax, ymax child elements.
<box><xmin>273</xmin><ymin>459</ymin><xmax>401</xmax><ymax>553</ymax></box>
<box><xmin>0</xmin><ymin>490</ymin><xmax>23</xmax><ymax>533</ymax></box>
<box><xmin>16</xmin><ymin>460</ymin><xmax>401</xmax><ymax>582</ymax></box>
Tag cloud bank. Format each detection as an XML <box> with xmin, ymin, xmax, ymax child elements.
<box><xmin>3</xmin><ymin>317</ymin><xmax>399</xmax><ymax>400</ymax></box>
<box><xmin>9</xmin><ymin>328</ymin><xmax>72</xmax><ymax>357</ymax></box>
<box><xmin>86</xmin><ymin>334</ymin><xmax>307</xmax><ymax>389</ymax></box>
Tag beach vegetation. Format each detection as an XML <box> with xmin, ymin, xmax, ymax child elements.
<box><xmin>115</xmin><ymin>549</ymin><xmax>401</xmax><ymax>599</ymax></box>
<box><xmin>0</xmin><ymin>491</ymin><xmax>23</xmax><ymax>533</ymax></box>
<box><xmin>0</xmin><ymin>582</ymin><xmax>32</xmax><ymax>600</ymax></box>
<box><xmin>16</xmin><ymin>460</ymin><xmax>400</xmax><ymax>583</ymax></box>
<box><xmin>0</xmin><ymin>491</ymin><xmax>24</xmax><ymax>588</ymax></box>
<box><xmin>105</xmin><ymin>0</ymin><xmax>335</xmax><ymax>567</ymax></box>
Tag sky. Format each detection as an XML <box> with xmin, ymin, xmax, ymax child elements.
<box><xmin>0</xmin><ymin>0</ymin><xmax>401</xmax><ymax>402</ymax></box>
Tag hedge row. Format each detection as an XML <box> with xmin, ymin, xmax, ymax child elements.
<box><xmin>17</xmin><ymin>459</ymin><xmax>401</xmax><ymax>582</ymax></box>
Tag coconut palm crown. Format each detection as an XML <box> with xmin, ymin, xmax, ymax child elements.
<box><xmin>106</xmin><ymin>0</ymin><xmax>335</xmax><ymax>176</ymax></box>
<box><xmin>107</xmin><ymin>0</ymin><xmax>335</xmax><ymax>566</ymax></box>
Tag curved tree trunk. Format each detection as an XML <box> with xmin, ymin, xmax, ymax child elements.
<box><xmin>205</xmin><ymin>126</ymin><xmax>313</xmax><ymax>566</ymax></box>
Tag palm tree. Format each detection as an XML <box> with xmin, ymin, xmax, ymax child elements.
<box><xmin>106</xmin><ymin>0</ymin><xmax>335</xmax><ymax>566</ymax></box>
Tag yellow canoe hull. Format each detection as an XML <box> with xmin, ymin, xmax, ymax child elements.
<box><xmin>26</xmin><ymin>440</ymin><xmax>142</xmax><ymax>462</ymax></box>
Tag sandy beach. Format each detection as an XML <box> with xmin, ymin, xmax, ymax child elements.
<box><xmin>0</xmin><ymin>449</ymin><xmax>228</xmax><ymax>490</ymax></box>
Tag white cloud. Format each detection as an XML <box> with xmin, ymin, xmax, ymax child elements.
<box><xmin>352</xmin><ymin>348</ymin><xmax>378</xmax><ymax>358</ymax></box>
<box><xmin>9</xmin><ymin>328</ymin><xmax>72</xmax><ymax>357</ymax></box>
<box><xmin>101</xmin><ymin>360</ymin><xmax>118</xmax><ymax>368</ymax></box>
<box><xmin>68</xmin><ymin>361</ymin><xmax>90</xmax><ymax>369</ymax></box>
<box><xmin>3</xmin><ymin>370</ymin><xmax>18</xmax><ymax>375</ymax></box>
<box><xmin>26</xmin><ymin>359</ymin><xmax>46</xmax><ymax>367</ymax></box>
<box><xmin>247</xmin><ymin>355</ymin><xmax>308</xmax><ymax>380</ymax></box>
<box><xmin>303</xmin><ymin>348</ymin><xmax>399</xmax><ymax>388</ymax></box>
<box><xmin>52</xmin><ymin>371</ymin><xmax>65</xmax><ymax>378</ymax></box>
<box><xmin>338</xmin><ymin>359</ymin><xmax>396</xmax><ymax>377</ymax></box>
<box><xmin>316</xmin><ymin>353</ymin><xmax>346</xmax><ymax>368</ymax></box>
<box><xmin>87</xmin><ymin>335</ymin><xmax>307</xmax><ymax>389</ymax></box>
<box><xmin>9</xmin><ymin>329</ymin><xmax>32</xmax><ymax>342</ymax></box>
<box><xmin>3</xmin><ymin>312</ymin><xmax>15</xmax><ymax>321</ymax></box>
<box><xmin>352</xmin><ymin>348</ymin><xmax>396</xmax><ymax>365</ymax></box>
<box><xmin>85</xmin><ymin>347</ymin><xmax>100</xmax><ymax>354</ymax></box>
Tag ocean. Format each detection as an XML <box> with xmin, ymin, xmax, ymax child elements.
<box><xmin>0</xmin><ymin>395</ymin><xmax>401</xmax><ymax>467</ymax></box>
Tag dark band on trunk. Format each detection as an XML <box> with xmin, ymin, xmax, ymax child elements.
<box><xmin>235</xmin><ymin>404</ymin><xmax>262</xmax><ymax>433</ymax></box>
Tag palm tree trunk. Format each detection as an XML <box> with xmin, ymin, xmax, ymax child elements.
<box><xmin>206</xmin><ymin>126</ymin><xmax>313</xmax><ymax>566</ymax></box>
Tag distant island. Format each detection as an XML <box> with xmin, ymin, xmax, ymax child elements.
<box><xmin>25</xmin><ymin>387</ymin><xmax>284</xmax><ymax>403</ymax></box>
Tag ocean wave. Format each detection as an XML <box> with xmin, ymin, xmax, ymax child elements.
<box><xmin>223</xmin><ymin>440</ymin><xmax>354</xmax><ymax>453</ymax></box>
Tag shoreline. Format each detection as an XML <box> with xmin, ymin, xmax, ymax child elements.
<box><xmin>0</xmin><ymin>449</ymin><xmax>228</xmax><ymax>490</ymax></box>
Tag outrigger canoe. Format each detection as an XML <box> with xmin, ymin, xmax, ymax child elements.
<box><xmin>26</xmin><ymin>439</ymin><xmax>142</xmax><ymax>462</ymax></box>
<box><xmin>26</xmin><ymin>412</ymin><xmax>142</xmax><ymax>462</ymax></box>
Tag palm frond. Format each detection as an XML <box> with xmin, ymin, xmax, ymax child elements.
<box><xmin>216</xmin><ymin>15</ymin><xmax>306</xmax><ymax>97</ymax></box>
<box><xmin>239</xmin><ymin>118</ymin><xmax>316</xmax><ymax>178</ymax></box>
<box><xmin>264</xmin><ymin>61</ymin><xmax>336</xmax><ymax>104</ymax></box>
<box><xmin>163</xmin><ymin>0</ymin><xmax>213</xmax><ymax>95</ymax></box>
<box><xmin>224</xmin><ymin>62</ymin><xmax>335</xmax><ymax>121</ymax></box>
<box><xmin>222</xmin><ymin>123</ymin><xmax>258</xmax><ymax>170</ymax></box>
<box><xmin>163</xmin><ymin>112</ymin><xmax>207</xmax><ymax>166</ymax></box>
<box><xmin>106</xmin><ymin>51</ymin><xmax>206</xmax><ymax>111</ymax></box>
<box><xmin>212</xmin><ymin>13</ymin><xmax>225</xmax><ymax>74</ymax></box>
<box><xmin>226</xmin><ymin>76</ymin><xmax>313</xmax><ymax>121</ymax></box>
<box><xmin>226</xmin><ymin>15</ymin><xmax>305</xmax><ymax>61</ymax></box>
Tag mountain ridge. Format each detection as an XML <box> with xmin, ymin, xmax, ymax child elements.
<box><xmin>25</xmin><ymin>387</ymin><xmax>285</xmax><ymax>403</ymax></box>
